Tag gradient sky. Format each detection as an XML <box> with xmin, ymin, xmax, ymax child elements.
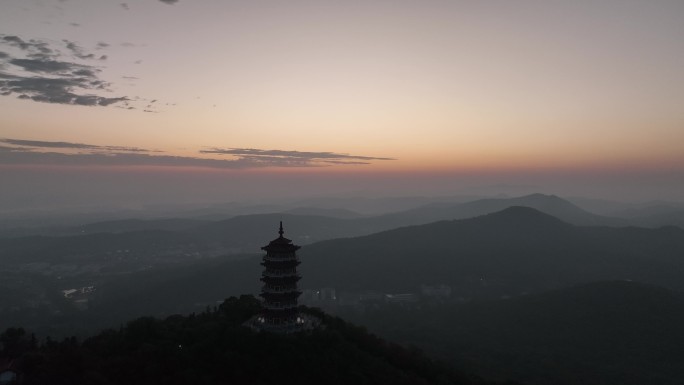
<box><xmin>2</xmin><ymin>0</ymin><xmax>684</xmax><ymax>210</ymax></box>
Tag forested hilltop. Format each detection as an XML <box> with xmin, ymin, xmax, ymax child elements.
<box><xmin>0</xmin><ymin>295</ymin><xmax>515</xmax><ymax>385</ymax></box>
<box><xmin>340</xmin><ymin>281</ymin><xmax>684</xmax><ymax>385</ymax></box>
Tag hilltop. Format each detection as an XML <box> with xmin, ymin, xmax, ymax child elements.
<box><xmin>1</xmin><ymin>296</ymin><xmax>509</xmax><ymax>385</ymax></box>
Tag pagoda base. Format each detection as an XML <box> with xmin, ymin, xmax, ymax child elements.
<box><xmin>243</xmin><ymin>312</ymin><xmax>320</xmax><ymax>334</ymax></box>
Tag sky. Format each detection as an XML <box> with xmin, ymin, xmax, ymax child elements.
<box><xmin>1</xmin><ymin>0</ymin><xmax>684</xmax><ymax>212</ymax></box>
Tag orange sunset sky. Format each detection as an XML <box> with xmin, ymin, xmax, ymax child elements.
<box><xmin>1</xmin><ymin>0</ymin><xmax>684</xmax><ymax>209</ymax></box>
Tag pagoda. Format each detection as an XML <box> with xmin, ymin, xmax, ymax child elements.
<box><xmin>246</xmin><ymin>222</ymin><xmax>318</xmax><ymax>333</ymax></box>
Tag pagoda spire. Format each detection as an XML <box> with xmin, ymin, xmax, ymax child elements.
<box><xmin>279</xmin><ymin>221</ymin><xmax>284</xmax><ymax>237</ymax></box>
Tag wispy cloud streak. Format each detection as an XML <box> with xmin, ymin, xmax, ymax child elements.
<box><xmin>201</xmin><ymin>147</ymin><xmax>395</xmax><ymax>166</ymax></box>
<box><xmin>0</xmin><ymin>138</ymin><xmax>149</xmax><ymax>152</ymax></box>
<box><xmin>0</xmin><ymin>139</ymin><xmax>395</xmax><ymax>169</ymax></box>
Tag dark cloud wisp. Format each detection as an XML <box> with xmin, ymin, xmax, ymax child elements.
<box><xmin>0</xmin><ymin>139</ymin><xmax>394</xmax><ymax>169</ymax></box>
<box><xmin>0</xmin><ymin>35</ymin><xmax>130</xmax><ymax>108</ymax></box>
<box><xmin>63</xmin><ymin>40</ymin><xmax>97</xmax><ymax>60</ymax></box>
<box><xmin>0</xmin><ymin>139</ymin><xmax>149</xmax><ymax>152</ymax></box>
<box><xmin>201</xmin><ymin>147</ymin><xmax>396</xmax><ymax>166</ymax></box>
<box><xmin>2</xmin><ymin>35</ymin><xmax>56</xmax><ymax>60</ymax></box>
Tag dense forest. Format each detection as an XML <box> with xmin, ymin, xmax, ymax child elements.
<box><xmin>0</xmin><ymin>295</ymin><xmax>518</xmax><ymax>385</ymax></box>
<box><xmin>341</xmin><ymin>281</ymin><xmax>684</xmax><ymax>385</ymax></box>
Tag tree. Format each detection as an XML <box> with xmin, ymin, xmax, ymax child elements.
<box><xmin>1</xmin><ymin>327</ymin><xmax>29</xmax><ymax>358</ymax></box>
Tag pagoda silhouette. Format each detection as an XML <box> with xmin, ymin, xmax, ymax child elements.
<box><xmin>245</xmin><ymin>222</ymin><xmax>319</xmax><ymax>333</ymax></box>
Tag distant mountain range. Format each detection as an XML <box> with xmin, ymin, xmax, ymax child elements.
<box><xmin>72</xmin><ymin>206</ymin><xmax>684</xmax><ymax>331</ymax></box>
<box><xmin>3</xmin><ymin>199</ymin><xmax>684</xmax><ymax>294</ymax></box>
<box><xmin>4</xmin><ymin>193</ymin><xmax>684</xmax><ymax>241</ymax></box>
<box><xmin>0</xmin><ymin>193</ymin><xmax>663</xmax><ymax>265</ymax></box>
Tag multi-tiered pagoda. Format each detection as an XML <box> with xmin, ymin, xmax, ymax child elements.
<box><xmin>246</xmin><ymin>222</ymin><xmax>318</xmax><ymax>333</ymax></box>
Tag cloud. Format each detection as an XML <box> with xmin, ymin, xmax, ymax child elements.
<box><xmin>0</xmin><ymin>139</ymin><xmax>394</xmax><ymax>169</ymax></box>
<box><xmin>0</xmin><ymin>145</ymin><xmax>24</xmax><ymax>152</ymax></box>
<box><xmin>63</xmin><ymin>40</ymin><xmax>96</xmax><ymax>60</ymax></box>
<box><xmin>0</xmin><ymin>150</ymin><xmax>248</xmax><ymax>169</ymax></box>
<box><xmin>159</xmin><ymin>0</ymin><xmax>179</xmax><ymax>4</ymax></box>
<box><xmin>2</xmin><ymin>35</ymin><xmax>56</xmax><ymax>60</ymax></box>
<box><xmin>10</xmin><ymin>58</ymin><xmax>77</xmax><ymax>73</ymax></box>
<box><xmin>0</xmin><ymin>139</ymin><xmax>150</xmax><ymax>152</ymax></box>
<box><xmin>120</xmin><ymin>3</ymin><xmax>129</xmax><ymax>10</ymax></box>
<box><xmin>200</xmin><ymin>148</ymin><xmax>396</xmax><ymax>166</ymax></box>
<box><xmin>0</xmin><ymin>35</ymin><xmax>132</xmax><ymax>108</ymax></box>
<box><xmin>202</xmin><ymin>148</ymin><xmax>395</xmax><ymax>161</ymax></box>
<box><xmin>2</xmin><ymin>36</ymin><xmax>30</xmax><ymax>50</ymax></box>
<box><xmin>0</xmin><ymin>72</ymin><xmax>127</xmax><ymax>106</ymax></box>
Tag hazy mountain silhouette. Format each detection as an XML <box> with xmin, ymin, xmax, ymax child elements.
<box><xmin>188</xmin><ymin>194</ymin><xmax>629</xmax><ymax>251</ymax></box>
<box><xmin>4</xmin><ymin>205</ymin><xmax>682</xmax><ymax>294</ymax></box>
<box><xmin>0</xmin><ymin>194</ymin><xmax>637</xmax><ymax>261</ymax></box>
<box><xmin>570</xmin><ymin>198</ymin><xmax>684</xmax><ymax>228</ymax></box>
<box><xmin>373</xmin><ymin>193</ymin><xmax>626</xmax><ymax>227</ymax></box>
<box><xmin>349</xmin><ymin>280</ymin><xmax>684</xmax><ymax>385</ymax></box>
<box><xmin>73</xmin><ymin>207</ymin><xmax>684</xmax><ymax>331</ymax></box>
<box><xmin>5</xmin><ymin>194</ymin><xmax>683</xmax><ymax>243</ymax></box>
<box><xmin>299</xmin><ymin>206</ymin><xmax>684</xmax><ymax>294</ymax></box>
<box><xmin>612</xmin><ymin>206</ymin><xmax>684</xmax><ymax>228</ymax></box>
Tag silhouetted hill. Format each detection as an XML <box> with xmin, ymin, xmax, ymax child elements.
<box><xmin>300</xmin><ymin>207</ymin><xmax>684</xmax><ymax>294</ymax></box>
<box><xmin>4</xmin><ymin>296</ymin><xmax>498</xmax><ymax>385</ymax></box>
<box><xmin>375</xmin><ymin>193</ymin><xmax>625</xmax><ymax>227</ymax></box>
<box><xmin>187</xmin><ymin>194</ymin><xmax>626</xmax><ymax>252</ymax></box>
<box><xmin>346</xmin><ymin>281</ymin><xmax>684</xmax><ymax>385</ymax></box>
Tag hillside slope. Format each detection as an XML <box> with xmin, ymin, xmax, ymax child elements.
<box><xmin>345</xmin><ymin>281</ymin><xmax>684</xmax><ymax>385</ymax></box>
<box><xmin>300</xmin><ymin>207</ymin><xmax>684</xmax><ymax>294</ymax></box>
<box><xmin>4</xmin><ymin>296</ymin><xmax>501</xmax><ymax>385</ymax></box>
